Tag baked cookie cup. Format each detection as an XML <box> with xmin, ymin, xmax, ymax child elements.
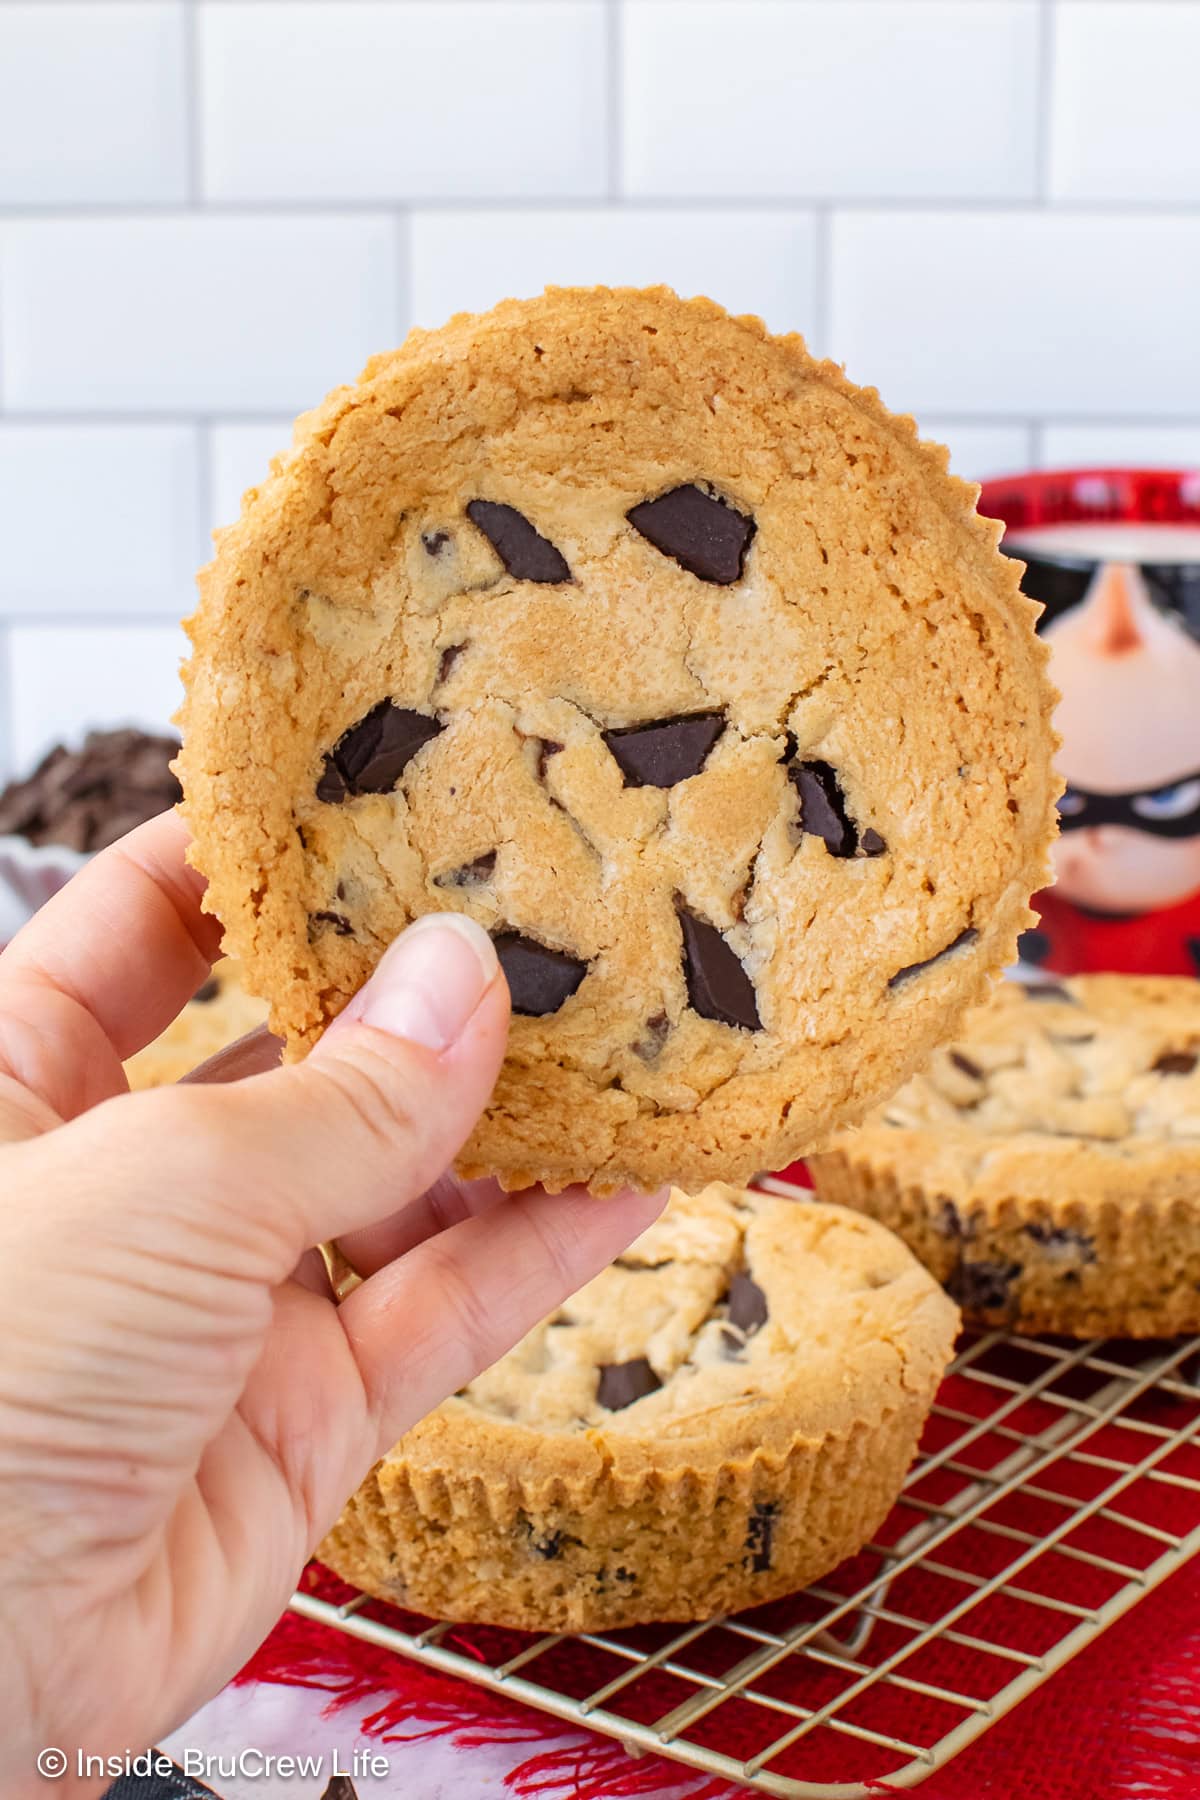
<box><xmin>318</xmin><ymin>1184</ymin><xmax>958</xmax><ymax>1630</ymax></box>
<box><xmin>810</xmin><ymin>975</ymin><xmax>1200</xmax><ymax>1338</ymax></box>
<box><xmin>178</xmin><ymin>285</ymin><xmax>1058</xmax><ymax>1195</ymax></box>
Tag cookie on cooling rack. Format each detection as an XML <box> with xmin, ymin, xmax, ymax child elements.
<box><xmin>177</xmin><ymin>285</ymin><xmax>1057</xmax><ymax>1196</ymax></box>
<box><xmin>124</xmin><ymin>960</ymin><xmax>269</xmax><ymax>1089</ymax></box>
<box><xmin>810</xmin><ymin>975</ymin><xmax>1200</xmax><ymax>1338</ymax></box>
<box><xmin>318</xmin><ymin>1183</ymin><xmax>958</xmax><ymax>1630</ymax></box>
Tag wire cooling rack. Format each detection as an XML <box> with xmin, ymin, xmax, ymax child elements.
<box><xmin>292</xmin><ymin>1299</ymin><xmax>1200</xmax><ymax>1793</ymax></box>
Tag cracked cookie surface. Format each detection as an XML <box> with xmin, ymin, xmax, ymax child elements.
<box><xmin>811</xmin><ymin>975</ymin><xmax>1200</xmax><ymax>1336</ymax></box>
<box><xmin>318</xmin><ymin>1183</ymin><xmax>959</xmax><ymax>1629</ymax></box>
<box><xmin>179</xmin><ymin>286</ymin><xmax>1058</xmax><ymax>1192</ymax></box>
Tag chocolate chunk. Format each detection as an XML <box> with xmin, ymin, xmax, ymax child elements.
<box><xmin>790</xmin><ymin>760</ymin><xmax>856</xmax><ymax>856</ymax></box>
<box><xmin>678</xmin><ymin>908</ymin><xmax>761</xmax><ymax>1031</ymax></box>
<box><xmin>787</xmin><ymin>756</ymin><xmax>885</xmax><ymax>858</ymax></box>
<box><xmin>466</xmin><ymin>499</ymin><xmax>571</xmax><ymax>583</ymax></box>
<box><xmin>597</xmin><ymin>1358</ymin><xmax>662</xmax><ymax>1411</ymax></box>
<box><xmin>1018</xmin><ymin>926</ymin><xmax>1051</xmax><ymax>965</ymax></box>
<box><xmin>627</xmin><ymin>484</ymin><xmax>755</xmax><ymax>584</ymax></box>
<box><xmin>744</xmin><ymin>1502</ymin><xmax>778</xmax><ymax>1574</ymax></box>
<box><xmin>192</xmin><ymin>977</ymin><xmax>220</xmax><ymax>1004</ymax></box>
<box><xmin>0</xmin><ymin>726</ymin><xmax>182</xmax><ymax>853</ymax></box>
<box><xmin>934</xmin><ymin>1200</ymin><xmax>967</xmax><ymax>1240</ymax></box>
<box><xmin>720</xmin><ymin>1328</ymin><xmax>746</xmax><ymax>1360</ymax></box>
<box><xmin>1154</xmin><ymin>1050</ymin><xmax>1198</xmax><ymax>1075</ymax></box>
<box><xmin>437</xmin><ymin>642</ymin><xmax>466</xmax><ymax>683</ymax></box>
<box><xmin>947</xmin><ymin>1259</ymin><xmax>1021</xmax><ymax>1314</ymax></box>
<box><xmin>632</xmin><ymin>1011</ymin><xmax>671</xmax><ymax>1061</ymax></box>
<box><xmin>422</xmin><ymin>529</ymin><xmax>450</xmax><ymax>556</ymax></box>
<box><xmin>603</xmin><ymin>712</ymin><xmax>725</xmax><ymax>788</ymax></box>
<box><xmin>1025</xmin><ymin>982</ymin><xmax>1075</xmax><ymax>1003</ymax></box>
<box><xmin>536</xmin><ymin>738</ymin><xmax>564</xmax><ymax>780</ymax></box>
<box><xmin>493</xmin><ymin>930</ymin><xmax>587</xmax><ymax>1016</ymax></box>
<box><xmin>950</xmin><ymin>1051</ymin><xmax>983</xmax><ymax>1080</ymax></box>
<box><xmin>888</xmin><ymin>926</ymin><xmax>978</xmax><ymax>990</ymax></box>
<box><xmin>1023</xmin><ymin>1222</ymin><xmax>1095</xmax><ymax>1261</ymax></box>
<box><xmin>318</xmin><ymin>701</ymin><xmax>442</xmax><ymax>802</ymax></box>
<box><xmin>727</xmin><ymin>1272</ymin><xmax>768</xmax><ymax>1334</ymax></box>
<box><xmin>435</xmin><ymin>851</ymin><xmax>497</xmax><ymax>888</ymax></box>
<box><xmin>311</xmin><ymin>909</ymin><xmax>353</xmax><ymax>937</ymax></box>
<box><xmin>529</xmin><ymin>1529</ymin><xmax>562</xmax><ymax>1560</ymax></box>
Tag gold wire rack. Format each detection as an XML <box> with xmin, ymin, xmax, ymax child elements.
<box><xmin>293</xmin><ymin>1290</ymin><xmax>1200</xmax><ymax>1793</ymax></box>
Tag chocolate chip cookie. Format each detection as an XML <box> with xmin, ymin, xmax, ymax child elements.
<box><xmin>179</xmin><ymin>286</ymin><xmax>1059</xmax><ymax>1194</ymax></box>
<box><xmin>318</xmin><ymin>1183</ymin><xmax>958</xmax><ymax>1629</ymax></box>
<box><xmin>810</xmin><ymin>975</ymin><xmax>1200</xmax><ymax>1337</ymax></box>
<box><xmin>124</xmin><ymin>960</ymin><xmax>269</xmax><ymax>1089</ymax></box>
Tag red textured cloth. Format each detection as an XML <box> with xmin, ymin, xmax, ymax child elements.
<box><xmin>236</xmin><ymin>1556</ymin><xmax>1200</xmax><ymax>1799</ymax></box>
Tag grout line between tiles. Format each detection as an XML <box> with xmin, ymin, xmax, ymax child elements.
<box><xmin>606</xmin><ymin>0</ymin><xmax>622</xmax><ymax>203</ymax></box>
<box><xmin>2</xmin><ymin>197</ymin><xmax>1200</xmax><ymax>219</ymax></box>
<box><xmin>1034</xmin><ymin>0</ymin><xmax>1057</xmax><ymax>205</ymax></box>
<box><xmin>814</xmin><ymin>206</ymin><xmax>833</xmax><ymax>359</ymax></box>
<box><xmin>396</xmin><ymin>209</ymin><xmax>413</xmax><ymax>337</ymax></box>
<box><xmin>194</xmin><ymin>418</ymin><xmax>213</xmax><ymax>567</ymax></box>
<box><xmin>184</xmin><ymin>0</ymin><xmax>202</xmax><ymax>208</ymax></box>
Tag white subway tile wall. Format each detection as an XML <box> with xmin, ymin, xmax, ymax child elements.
<box><xmin>0</xmin><ymin>0</ymin><xmax>1198</xmax><ymax>779</ymax></box>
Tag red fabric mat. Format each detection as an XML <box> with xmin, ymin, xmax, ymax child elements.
<box><xmin>237</xmin><ymin>1554</ymin><xmax>1200</xmax><ymax>1798</ymax></box>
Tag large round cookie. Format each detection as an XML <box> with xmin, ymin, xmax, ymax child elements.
<box><xmin>320</xmin><ymin>1184</ymin><xmax>959</xmax><ymax>1630</ymax></box>
<box><xmin>179</xmin><ymin>287</ymin><xmax>1058</xmax><ymax>1193</ymax></box>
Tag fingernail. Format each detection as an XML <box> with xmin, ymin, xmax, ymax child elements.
<box><xmin>342</xmin><ymin>913</ymin><xmax>499</xmax><ymax>1052</ymax></box>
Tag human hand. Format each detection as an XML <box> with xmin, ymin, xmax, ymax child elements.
<box><xmin>0</xmin><ymin>811</ymin><xmax>665</xmax><ymax>1796</ymax></box>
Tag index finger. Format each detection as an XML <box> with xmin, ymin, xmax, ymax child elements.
<box><xmin>0</xmin><ymin>809</ymin><xmax>222</xmax><ymax>1066</ymax></box>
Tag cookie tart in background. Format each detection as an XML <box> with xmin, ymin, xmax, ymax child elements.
<box><xmin>124</xmin><ymin>959</ymin><xmax>269</xmax><ymax>1090</ymax></box>
<box><xmin>178</xmin><ymin>284</ymin><xmax>1059</xmax><ymax>1196</ymax></box>
<box><xmin>809</xmin><ymin>975</ymin><xmax>1200</xmax><ymax>1338</ymax></box>
<box><xmin>319</xmin><ymin>1184</ymin><xmax>958</xmax><ymax>1630</ymax></box>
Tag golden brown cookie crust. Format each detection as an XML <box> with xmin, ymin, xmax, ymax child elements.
<box><xmin>318</xmin><ymin>1185</ymin><xmax>959</xmax><ymax>1629</ymax></box>
<box><xmin>179</xmin><ymin>286</ymin><xmax>1058</xmax><ymax>1193</ymax></box>
<box><xmin>810</xmin><ymin>974</ymin><xmax>1200</xmax><ymax>1336</ymax></box>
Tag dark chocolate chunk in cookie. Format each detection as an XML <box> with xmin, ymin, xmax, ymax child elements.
<box><xmin>727</xmin><ymin>1272</ymin><xmax>768</xmax><ymax>1334</ymax></box>
<box><xmin>679</xmin><ymin>908</ymin><xmax>761</xmax><ymax>1032</ymax></box>
<box><xmin>193</xmin><ymin>976</ymin><xmax>220</xmax><ymax>1004</ymax></box>
<box><xmin>466</xmin><ymin>499</ymin><xmax>571</xmax><ymax>583</ymax></box>
<box><xmin>627</xmin><ymin>484</ymin><xmax>755</xmax><ymax>584</ymax></box>
<box><xmin>632</xmin><ymin>1011</ymin><xmax>671</xmax><ymax>1061</ymax></box>
<box><xmin>1154</xmin><ymin>1050</ymin><xmax>1198</xmax><ymax>1075</ymax></box>
<box><xmin>950</xmin><ymin>1051</ymin><xmax>983</xmax><ymax>1080</ymax></box>
<box><xmin>860</xmin><ymin>828</ymin><xmax>887</xmax><ymax>856</ymax></box>
<box><xmin>422</xmin><ymin>529</ymin><xmax>450</xmax><ymax>557</ymax></box>
<box><xmin>889</xmin><ymin>927</ymin><xmax>978</xmax><ymax>990</ymax></box>
<box><xmin>791</xmin><ymin>760</ymin><xmax>857</xmax><ymax>857</ymax></box>
<box><xmin>435</xmin><ymin>851</ymin><xmax>497</xmax><ymax>888</ymax></box>
<box><xmin>311</xmin><ymin>909</ymin><xmax>354</xmax><ymax>937</ymax></box>
<box><xmin>947</xmin><ymin>1258</ymin><xmax>1021</xmax><ymax>1313</ymax></box>
<box><xmin>603</xmin><ymin>712</ymin><xmax>725</xmax><ymax>788</ymax></box>
<box><xmin>493</xmin><ymin>930</ymin><xmax>587</xmax><ymax>1016</ymax></box>
<box><xmin>1023</xmin><ymin>1221</ymin><xmax>1095</xmax><ymax>1260</ymax></box>
<box><xmin>318</xmin><ymin>701</ymin><xmax>442</xmax><ymax>802</ymax></box>
<box><xmin>744</xmin><ymin>1501</ymin><xmax>778</xmax><ymax>1573</ymax></box>
<box><xmin>597</xmin><ymin>1357</ymin><xmax>662</xmax><ymax>1411</ymax></box>
<box><xmin>1024</xmin><ymin>982</ymin><xmax>1075</xmax><ymax>1003</ymax></box>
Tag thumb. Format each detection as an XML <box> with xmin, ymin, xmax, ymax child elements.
<box><xmin>93</xmin><ymin>913</ymin><xmax>512</xmax><ymax>1274</ymax></box>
